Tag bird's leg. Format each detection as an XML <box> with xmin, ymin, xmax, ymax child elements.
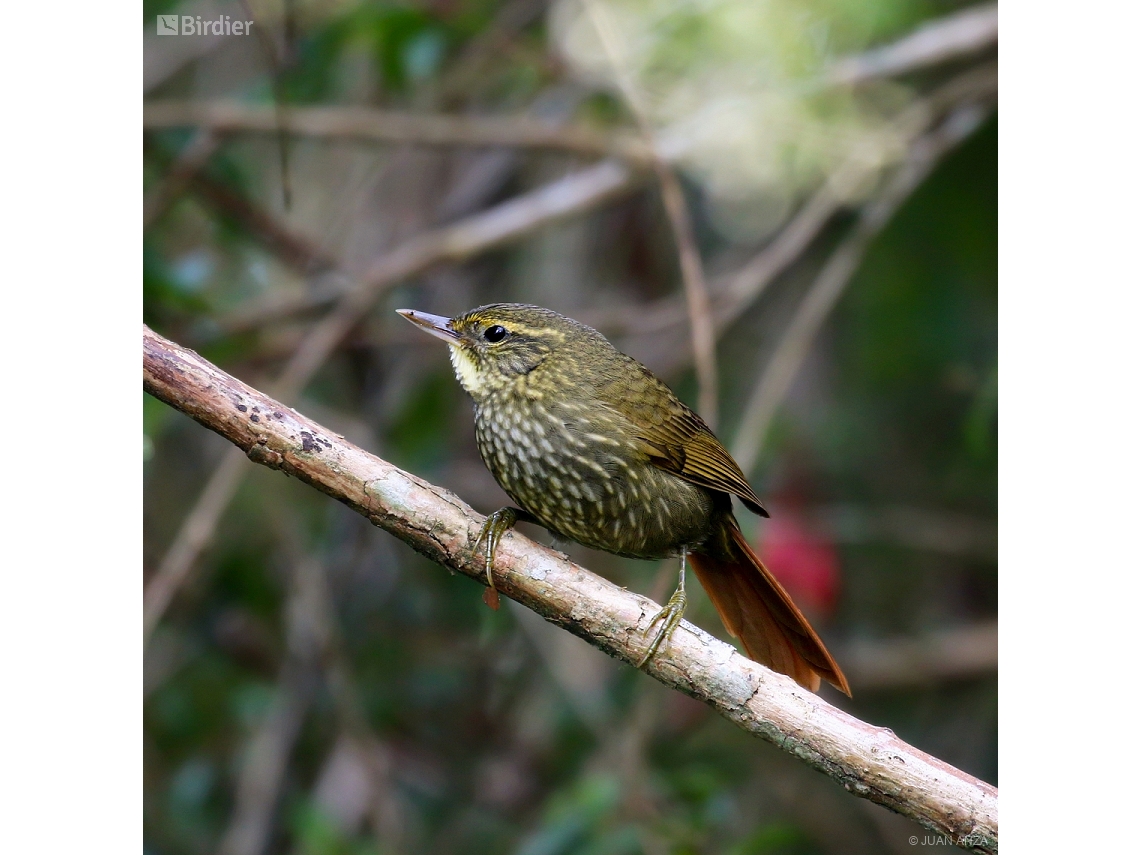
<box><xmin>638</xmin><ymin>549</ymin><xmax>689</xmax><ymax>668</ymax></box>
<box><xmin>473</xmin><ymin>507</ymin><xmax>537</xmax><ymax>607</ymax></box>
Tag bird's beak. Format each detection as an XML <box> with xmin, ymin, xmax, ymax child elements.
<box><xmin>396</xmin><ymin>309</ymin><xmax>460</xmax><ymax>344</ymax></box>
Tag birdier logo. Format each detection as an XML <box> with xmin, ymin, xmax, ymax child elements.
<box><xmin>156</xmin><ymin>14</ymin><xmax>253</xmax><ymax>36</ymax></box>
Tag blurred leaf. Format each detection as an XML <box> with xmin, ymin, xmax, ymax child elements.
<box><xmin>388</xmin><ymin>369</ymin><xmax>455</xmax><ymax>470</ymax></box>
<box><xmin>290</xmin><ymin>799</ymin><xmax>383</xmax><ymax>855</ymax></box>
<box><xmin>169</xmin><ymin>756</ymin><xmax>215</xmax><ymax>812</ymax></box>
<box><xmin>964</xmin><ymin>365</ymin><xmax>997</xmax><ymax>460</ymax></box>
<box><xmin>728</xmin><ymin>821</ymin><xmax>821</xmax><ymax>855</ymax></box>
<box><xmin>516</xmin><ymin>775</ymin><xmax>622</xmax><ymax>855</ymax></box>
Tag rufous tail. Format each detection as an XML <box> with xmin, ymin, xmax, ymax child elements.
<box><xmin>690</xmin><ymin>525</ymin><xmax>851</xmax><ymax>696</ymax></box>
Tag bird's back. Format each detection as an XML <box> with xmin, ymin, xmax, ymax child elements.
<box><xmin>472</xmin><ymin>344</ymin><xmax>720</xmax><ymax>560</ymax></box>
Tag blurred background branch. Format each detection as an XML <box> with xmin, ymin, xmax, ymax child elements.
<box><xmin>143</xmin><ymin>129</ymin><xmax>223</xmax><ymax>230</ymax></box>
<box><xmin>839</xmin><ymin>621</ymin><xmax>998</xmax><ymax>691</ymax></box>
<box><xmin>731</xmin><ymin>92</ymin><xmax>993</xmax><ymax>474</ymax></box>
<box><xmin>825</xmin><ymin>4</ymin><xmax>997</xmax><ymax>86</ymax></box>
<box><xmin>215</xmin><ymin>596</ymin><xmax>319</xmax><ymax>855</ymax></box>
<box><xmin>275</xmin><ymin>533</ymin><xmax>406</xmax><ymax>851</ymax></box>
<box><xmin>582</xmin><ymin>0</ymin><xmax>719</xmax><ymax>425</ymax></box>
<box><xmin>144</xmin><ymin>99</ymin><xmax>649</xmax><ymax>162</ymax></box>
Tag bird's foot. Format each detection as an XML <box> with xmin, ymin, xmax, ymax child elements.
<box><xmin>638</xmin><ymin>553</ymin><xmax>689</xmax><ymax>668</ymax></box>
<box><xmin>473</xmin><ymin>507</ymin><xmax>532</xmax><ymax>610</ymax></box>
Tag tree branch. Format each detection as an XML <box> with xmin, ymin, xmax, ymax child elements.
<box><xmin>143</xmin><ymin>100</ymin><xmax>648</xmax><ymax>164</ymax></box>
<box><xmin>730</xmin><ymin>99</ymin><xmax>992</xmax><ymax>475</ymax></box>
<box><xmin>825</xmin><ymin>4</ymin><xmax>997</xmax><ymax>86</ymax></box>
<box><xmin>143</xmin><ymin>129</ymin><xmax>222</xmax><ymax>231</ymax></box>
<box><xmin>214</xmin><ymin>156</ymin><xmax>646</xmax><ymax>335</ymax></box>
<box><xmin>840</xmin><ymin>621</ymin><xmax>998</xmax><ymax>691</ymax></box>
<box><xmin>143</xmin><ymin>325</ymin><xmax>998</xmax><ymax>853</ymax></box>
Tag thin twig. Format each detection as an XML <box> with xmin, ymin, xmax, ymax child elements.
<box><xmin>186</xmin><ymin>169</ymin><xmax>339</xmax><ymax>276</ymax></box>
<box><xmin>143</xmin><ymin>325</ymin><xmax>999</xmax><ymax>853</ymax></box>
<box><xmin>574</xmin><ymin>63</ymin><xmax>997</xmax><ymax>356</ymax></box>
<box><xmin>237</xmin><ymin>0</ymin><xmax>294</xmax><ymax>208</ymax></box>
<box><xmin>143</xmin><ymin>447</ymin><xmax>247</xmax><ymax>643</ymax></box>
<box><xmin>272</xmin><ymin>160</ymin><xmax>640</xmax><ymax>396</ymax></box>
<box><xmin>839</xmin><ymin>621</ymin><xmax>998</xmax><ymax>690</ymax></box>
<box><xmin>143</xmin><ymin>129</ymin><xmax>221</xmax><ymax>230</ymax></box>
<box><xmin>216</xmin><ymin>583</ymin><xmax>320</xmax><ymax>855</ymax></box>
<box><xmin>585</xmin><ymin>178</ymin><xmax>846</xmax><ymax>342</ymax></box>
<box><xmin>143</xmin><ymin>100</ymin><xmax>648</xmax><ymax>164</ymax></box>
<box><xmin>582</xmin><ymin>0</ymin><xmax>719</xmax><ymax>427</ymax></box>
<box><xmin>228</xmin><ymin>156</ymin><xmax>642</xmax><ymax>333</ymax></box>
<box><xmin>730</xmin><ymin>101</ymin><xmax>991</xmax><ymax>475</ymax></box>
<box><xmin>280</xmin><ymin>542</ymin><xmax>403</xmax><ymax>849</ymax></box>
<box><xmin>142</xmin><ymin>134</ymin><xmax>338</xmax><ymax>276</ymax></box>
<box><xmin>143</xmin><ymin>157</ymin><xmax>647</xmax><ymax>647</ymax></box>
<box><xmin>825</xmin><ymin>3</ymin><xmax>998</xmax><ymax>86</ymax></box>
<box><xmin>437</xmin><ymin>0</ymin><xmax>547</xmax><ymax>101</ymax></box>
<box><xmin>706</xmin><ymin>64</ymin><xmax>997</xmax><ymax>339</ymax></box>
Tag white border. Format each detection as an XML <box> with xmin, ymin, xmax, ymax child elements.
<box><xmin>2</xmin><ymin>2</ymin><xmax>139</xmax><ymax>851</ymax></box>
<box><xmin>1001</xmin><ymin>0</ymin><xmax>1140</xmax><ymax>848</ymax></box>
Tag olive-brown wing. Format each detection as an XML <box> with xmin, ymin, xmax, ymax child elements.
<box><xmin>628</xmin><ymin>394</ymin><xmax>768</xmax><ymax>517</ymax></box>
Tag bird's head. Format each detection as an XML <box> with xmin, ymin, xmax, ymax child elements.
<box><xmin>397</xmin><ymin>303</ymin><xmax>607</xmax><ymax>400</ymax></box>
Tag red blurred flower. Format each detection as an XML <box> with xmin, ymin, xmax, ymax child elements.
<box><xmin>758</xmin><ymin>508</ymin><xmax>840</xmax><ymax>620</ymax></box>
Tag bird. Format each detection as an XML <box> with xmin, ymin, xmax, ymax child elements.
<box><xmin>397</xmin><ymin>303</ymin><xmax>849</xmax><ymax>695</ymax></box>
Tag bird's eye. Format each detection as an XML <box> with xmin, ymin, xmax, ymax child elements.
<box><xmin>483</xmin><ymin>325</ymin><xmax>509</xmax><ymax>343</ymax></box>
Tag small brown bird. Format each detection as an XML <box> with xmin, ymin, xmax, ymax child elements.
<box><xmin>398</xmin><ymin>303</ymin><xmax>849</xmax><ymax>695</ymax></box>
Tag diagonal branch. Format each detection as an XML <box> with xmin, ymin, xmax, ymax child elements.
<box><xmin>143</xmin><ymin>325</ymin><xmax>998</xmax><ymax>854</ymax></box>
<box><xmin>730</xmin><ymin>99</ymin><xmax>992</xmax><ymax>475</ymax></box>
<box><xmin>825</xmin><ymin>3</ymin><xmax>997</xmax><ymax>86</ymax></box>
<box><xmin>143</xmin><ymin>129</ymin><xmax>222</xmax><ymax>231</ymax></box>
<box><xmin>186</xmin><ymin>169</ymin><xmax>339</xmax><ymax>276</ymax></box>
<box><xmin>216</xmin><ymin>156</ymin><xmax>646</xmax><ymax>334</ymax></box>
<box><xmin>556</xmin><ymin>62</ymin><xmax>998</xmax><ymax>365</ymax></box>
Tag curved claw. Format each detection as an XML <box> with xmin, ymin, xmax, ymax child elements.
<box><xmin>638</xmin><ymin>552</ymin><xmax>689</xmax><ymax>668</ymax></box>
<box><xmin>637</xmin><ymin>589</ymin><xmax>688</xmax><ymax>668</ymax></box>
<box><xmin>474</xmin><ymin>507</ymin><xmax>524</xmax><ymax>593</ymax></box>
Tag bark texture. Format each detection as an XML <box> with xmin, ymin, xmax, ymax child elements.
<box><xmin>143</xmin><ymin>325</ymin><xmax>998</xmax><ymax>854</ymax></box>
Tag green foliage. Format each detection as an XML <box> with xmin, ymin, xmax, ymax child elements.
<box><xmin>291</xmin><ymin>800</ymin><xmax>385</xmax><ymax>855</ymax></box>
<box><xmin>728</xmin><ymin>822</ymin><xmax>820</xmax><ymax>855</ymax></box>
<box><xmin>515</xmin><ymin>775</ymin><xmax>626</xmax><ymax>855</ymax></box>
<box><xmin>388</xmin><ymin>369</ymin><xmax>456</xmax><ymax>471</ymax></box>
<box><xmin>834</xmin><ymin>118</ymin><xmax>998</xmax><ymax>508</ymax></box>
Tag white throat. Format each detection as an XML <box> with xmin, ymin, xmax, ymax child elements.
<box><xmin>448</xmin><ymin>344</ymin><xmax>486</xmax><ymax>397</ymax></box>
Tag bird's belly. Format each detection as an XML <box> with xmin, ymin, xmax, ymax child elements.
<box><xmin>474</xmin><ymin>402</ymin><xmax>714</xmax><ymax>560</ymax></box>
